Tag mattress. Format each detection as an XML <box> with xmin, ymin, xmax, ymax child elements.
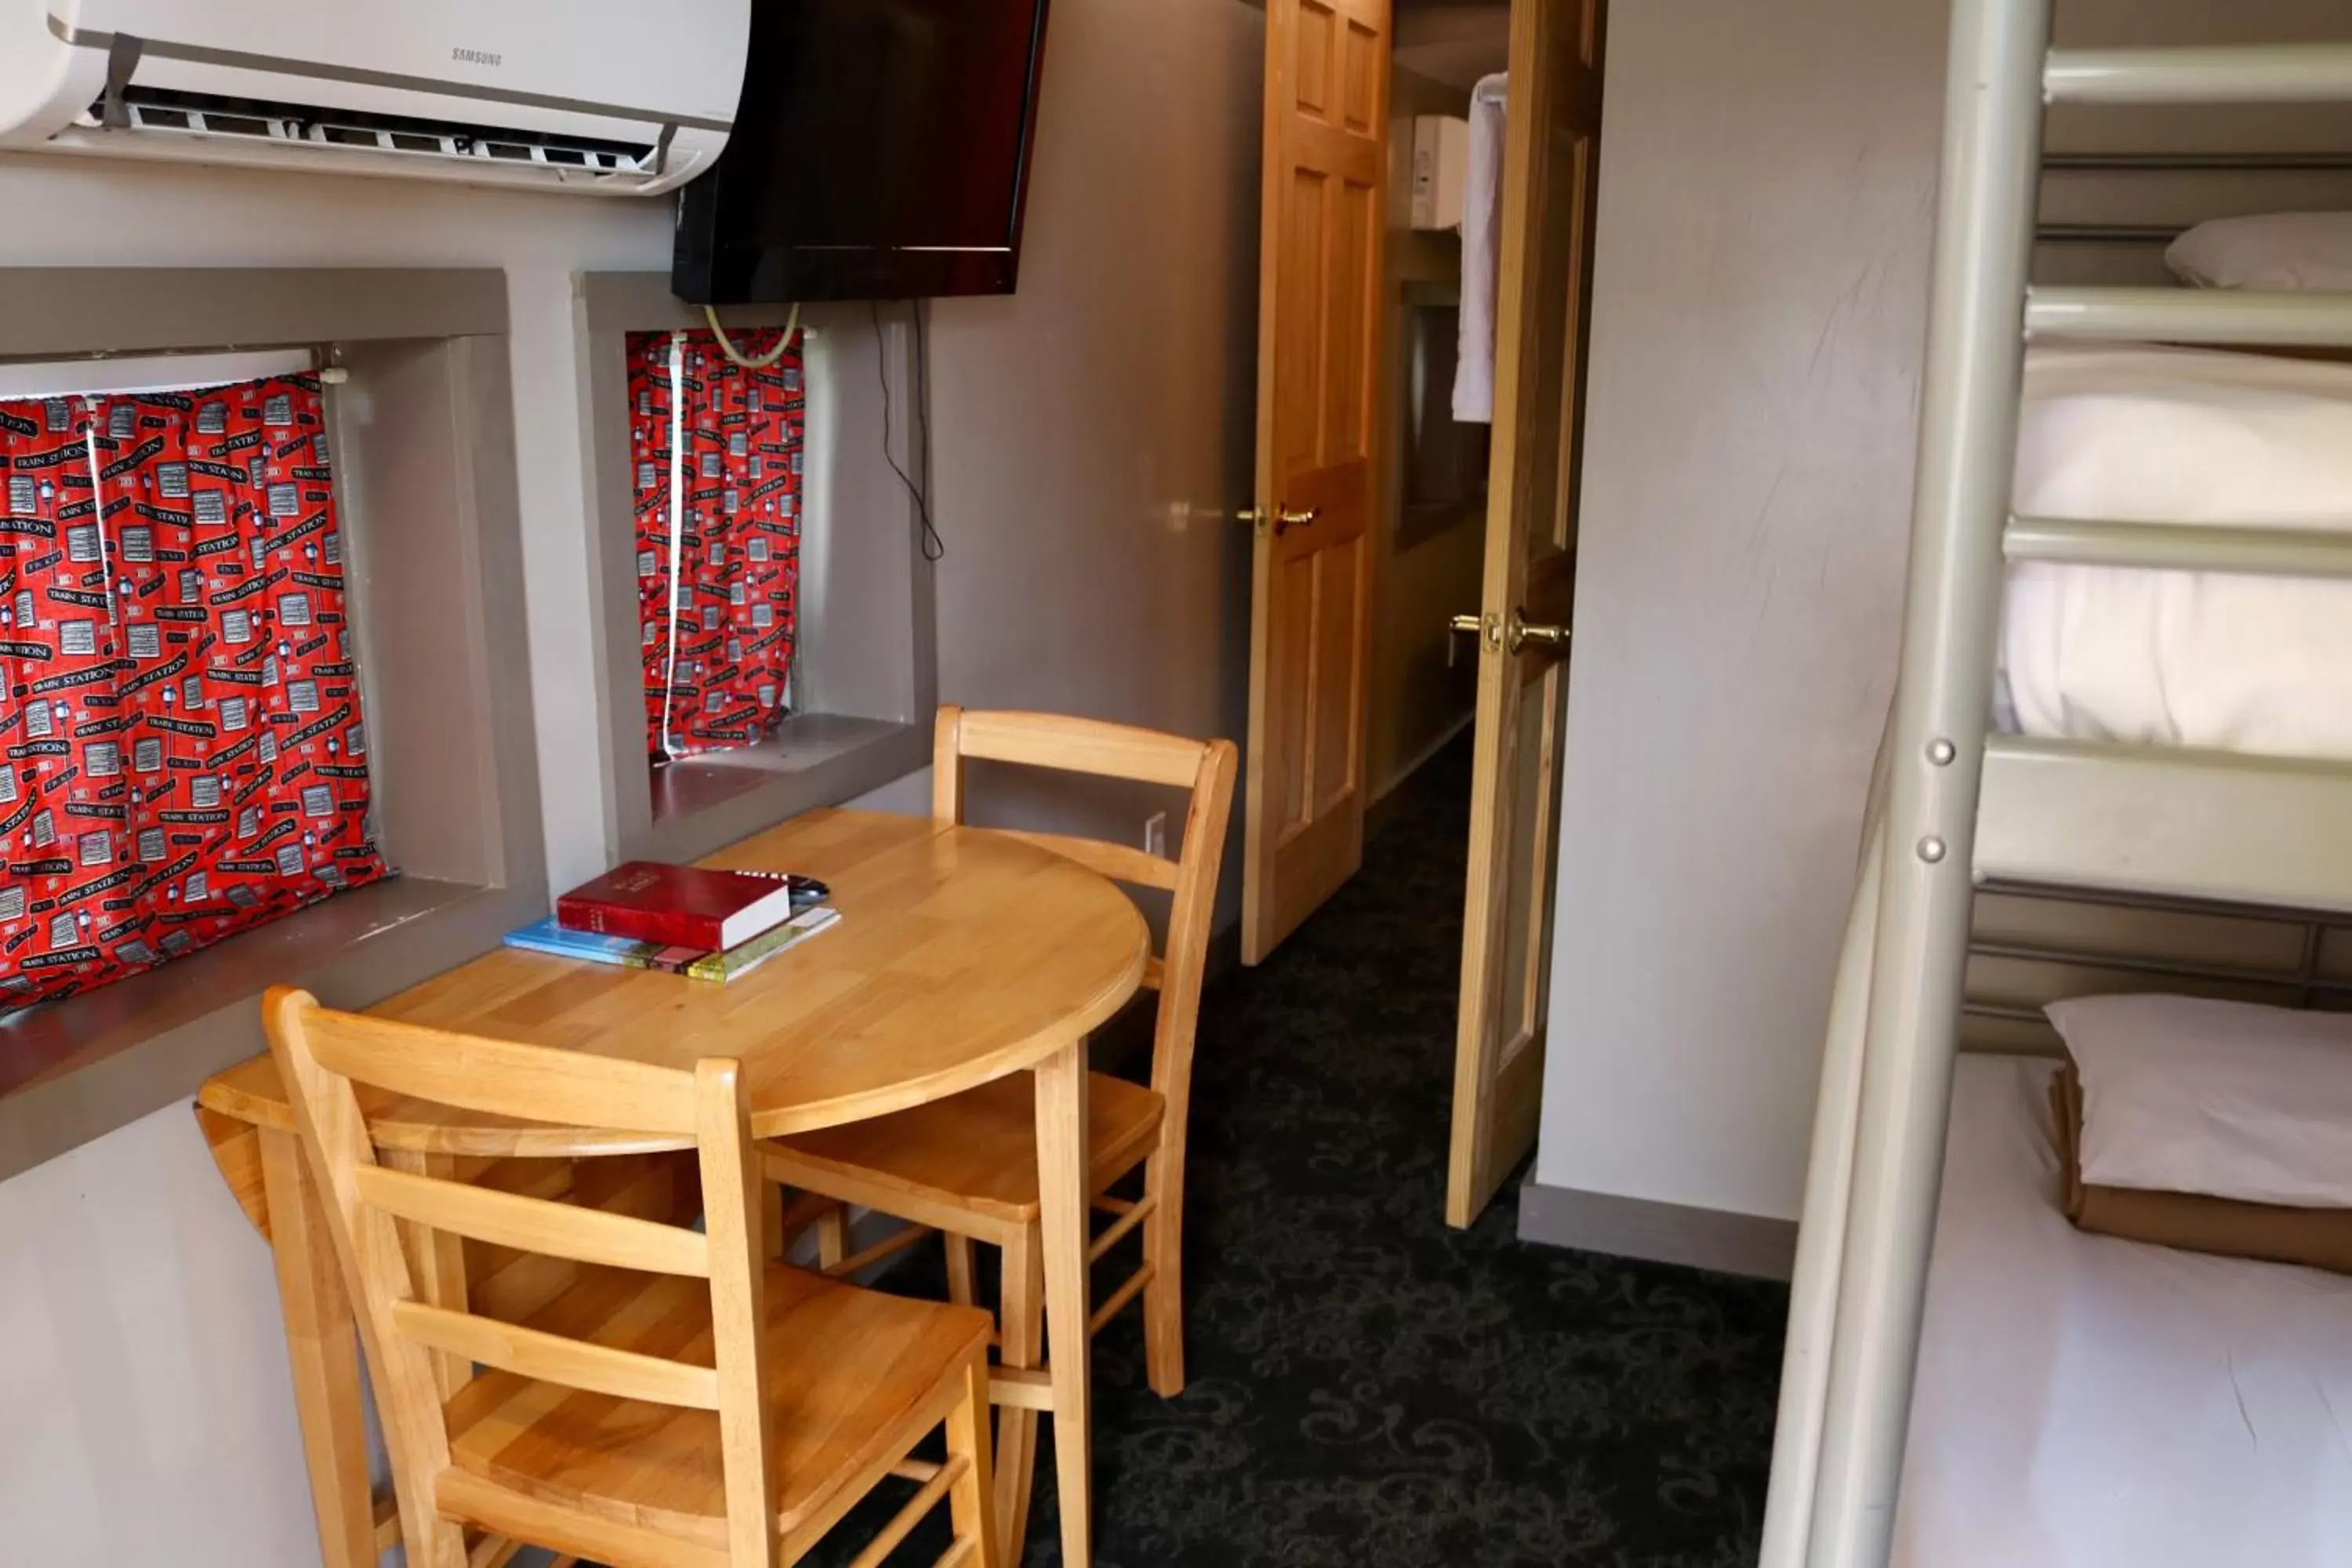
<box><xmin>1894</xmin><ymin>1055</ymin><xmax>2352</xmax><ymax>1568</ymax></box>
<box><xmin>2000</xmin><ymin>342</ymin><xmax>2352</xmax><ymax>760</ymax></box>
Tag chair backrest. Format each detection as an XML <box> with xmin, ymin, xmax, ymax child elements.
<box><xmin>263</xmin><ymin>986</ymin><xmax>780</xmax><ymax>1568</ymax></box>
<box><xmin>931</xmin><ymin>706</ymin><xmax>1239</xmax><ymax>1124</ymax></box>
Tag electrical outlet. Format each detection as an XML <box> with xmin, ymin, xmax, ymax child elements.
<box><xmin>1143</xmin><ymin>811</ymin><xmax>1168</xmax><ymax>859</ymax></box>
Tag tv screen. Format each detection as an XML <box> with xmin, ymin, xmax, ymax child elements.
<box><xmin>673</xmin><ymin>0</ymin><xmax>1054</xmax><ymax>303</ymax></box>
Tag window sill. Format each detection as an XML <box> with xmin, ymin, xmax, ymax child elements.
<box><xmin>0</xmin><ymin>873</ymin><xmax>544</xmax><ymax>1181</ymax></box>
<box><xmin>635</xmin><ymin>712</ymin><xmax>931</xmax><ymax>866</ymax></box>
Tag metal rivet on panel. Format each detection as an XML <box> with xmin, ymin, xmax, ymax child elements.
<box><xmin>1926</xmin><ymin>739</ymin><xmax>1956</xmax><ymax>766</ymax></box>
<box><xmin>1918</xmin><ymin>836</ymin><xmax>1947</xmax><ymax>864</ymax></box>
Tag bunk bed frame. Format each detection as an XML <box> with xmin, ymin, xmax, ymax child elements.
<box><xmin>1758</xmin><ymin>6</ymin><xmax>2352</xmax><ymax>1566</ymax></box>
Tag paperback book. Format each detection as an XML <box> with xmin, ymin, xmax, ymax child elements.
<box><xmin>504</xmin><ymin>904</ymin><xmax>840</xmax><ymax>984</ymax></box>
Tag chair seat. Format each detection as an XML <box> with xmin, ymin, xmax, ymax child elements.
<box><xmin>438</xmin><ymin>1261</ymin><xmax>992</xmax><ymax>1554</ymax></box>
<box><xmin>764</xmin><ymin>1070</ymin><xmax>1166</xmax><ymax>1229</ymax></box>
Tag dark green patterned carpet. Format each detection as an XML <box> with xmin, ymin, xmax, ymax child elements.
<box><xmin>808</xmin><ymin>735</ymin><xmax>1790</xmax><ymax>1566</ymax></box>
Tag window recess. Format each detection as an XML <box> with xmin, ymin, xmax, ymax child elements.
<box><xmin>582</xmin><ymin>276</ymin><xmax>937</xmax><ymax>869</ymax></box>
<box><xmin>0</xmin><ymin>363</ymin><xmax>387</xmax><ymax>1018</ymax></box>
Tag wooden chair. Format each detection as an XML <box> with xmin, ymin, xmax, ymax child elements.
<box><xmin>762</xmin><ymin>707</ymin><xmax>1238</xmax><ymax>1562</ymax></box>
<box><xmin>263</xmin><ymin>985</ymin><xmax>999</xmax><ymax>1568</ymax></box>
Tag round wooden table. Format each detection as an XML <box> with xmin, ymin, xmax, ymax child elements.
<box><xmin>198</xmin><ymin>808</ymin><xmax>1146</xmax><ymax>1568</ymax></box>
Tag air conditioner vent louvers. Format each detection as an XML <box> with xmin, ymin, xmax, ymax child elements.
<box><xmin>89</xmin><ymin>86</ymin><xmax>658</xmax><ymax>176</ymax></box>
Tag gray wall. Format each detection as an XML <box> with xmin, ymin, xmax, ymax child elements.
<box><xmin>854</xmin><ymin>0</ymin><xmax>1267</xmax><ymax>928</ymax></box>
<box><xmin>1534</xmin><ymin>0</ymin><xmax>2352</xmax><ymax>1232</ymax></box>
<box><xmin>929</xmin><ymin>0</ymin><xmax>1262</xmax><ymax>750</ymax></box>
<box><xmin>0</xmin><ymin>158</ymin><xmax>669</xmax><ymax>1565</ymax></box>
<box><xmin>1534</xmin><ymin>0</ymin><xmax>1947</xmax><ymax>1220</ymax></box>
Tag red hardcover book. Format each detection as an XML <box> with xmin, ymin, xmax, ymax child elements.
<box><xmin>555</xmin><ymin>862</ymin><xmax>810</xmax><ymax>951</ymax></box>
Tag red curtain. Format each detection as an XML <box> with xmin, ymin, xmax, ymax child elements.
<box><xmin>0</xmin><ymin>375</ymin><xmax>387</xmax><ymax>1015</ymax></box>
<box><xmin>627</xmin><ymin>328</ymin><xmax>804</xmax><ymax>761</ymax></box>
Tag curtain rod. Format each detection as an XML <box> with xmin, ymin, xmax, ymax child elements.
<box><xmin>2044</xmin><ymin>150</ymin><xmax>2352</xmax><ymax>172</ymax></box>
<box><xmin>0</xmin><ymin>347</ymin><xmax>321</xmax><ymax>401</ymax></box>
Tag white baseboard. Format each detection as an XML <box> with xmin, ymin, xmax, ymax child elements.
<box><xmin>1517</xmin><ymin>1178</ymin><xmax>1797</xmax><ymax>1281</ymax></box>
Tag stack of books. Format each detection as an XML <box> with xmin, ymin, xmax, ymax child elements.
<box><xmin>504</xmin><ymin>862</ymin><xmax>837</xmax><ymax>984</ymax></box>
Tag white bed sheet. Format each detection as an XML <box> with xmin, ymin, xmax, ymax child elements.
<box><xmin>2000</xmin><ymin>343</ymin><xmax>2352</xmax><ymax>760</ymax></box>
<box><xmin>1894</xmin><ymin>1055</ymin><xmax>2352</xmax><ymax>1568</ymax></box>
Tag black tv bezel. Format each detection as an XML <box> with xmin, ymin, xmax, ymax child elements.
<box><xmin>671</xmin><ymin>0</ymin><xmax>1054</xmax><ymax>305</ymax></box>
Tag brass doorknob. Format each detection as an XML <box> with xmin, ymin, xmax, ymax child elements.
<box><xmin>1449</xmin><ymin>612</ymin><xmax>1500</xmax><ymax>661</ymax></box>
<box><xmin>1446</xmin><ymin>612</ymin><xmax>1567</xmax><ymax>656</ymax></box>
<box><xmin>1238</xmin><ymin>506</ymin><xmax>1321</xmax><ymax>537</ymax></box>
<box><xmin>1508</xmin><ymin>613</ymin><xmax>1570</xmax><ymax>655</ymax></box>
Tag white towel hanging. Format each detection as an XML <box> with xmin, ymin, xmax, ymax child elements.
<box><xmin>1453</xmin><ymin>72</ymin><xmax>1508</xmax><ymax>425</ymax></box>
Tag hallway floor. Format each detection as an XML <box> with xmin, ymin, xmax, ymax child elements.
<box><xmin>826</xmin><ymin>739</ymin><xmax>1790</xmax><ymax>1566</ymax></box>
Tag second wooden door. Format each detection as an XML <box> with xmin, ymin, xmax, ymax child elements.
<box><xmin>1242</xmin><ymin>0</ymin><xmax>1392</xmax><ymax>966</ymax></box>
<box><xmin>1447</xmin><ymin>0</ymin><xmax>1606</xmax><ymax>1228</ymax></box>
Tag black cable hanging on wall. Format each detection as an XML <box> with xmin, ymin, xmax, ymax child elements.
<box><xmin>873</xmin><ymin>299</ymin><xmax>943</xmax><ymax>562</ymax></box>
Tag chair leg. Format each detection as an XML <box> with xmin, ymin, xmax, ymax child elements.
<box><xmin>1141</xmin><ymin>1144</ymin><xmax>1186</xmax><ymax>1398</ymax></box>
<box><xmin>993</xmin><ymin>1232</ymin><xmax>1045</xmax><ymax>1566</ymax></box>
<box><xmin>815</xmin><ymin>1203</ymin><xmax>848</xmax><ymax>1272</ymax></box>
<box><xmin>761</xmin><ymin>1181</ymin><xmax>786</xmax><ymax>1259</ymax></box>
<box><xmin>945</xmin><ymin>1232</ymin><xmax>978</xmax><ymax>1308</ymax></box>
<box><xmin>944</xmin><ymin>1357</ymin><xmax>1000</xmax><ymax>1568</ymax></box>
<box><xmin>408</xmin><ymin>1519</ymin><xmax>468</xmax><ymax>1568</ymax></box>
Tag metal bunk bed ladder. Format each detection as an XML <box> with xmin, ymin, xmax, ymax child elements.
<box><xmin>1761</xmin><ymin>8</ymin><xmax>2352</xmax><ymax>1568</ymax></box>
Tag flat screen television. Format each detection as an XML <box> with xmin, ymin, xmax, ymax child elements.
<box><xmin>672</xmin><ymin>0</ymin><xmax>1054</xmax><ymax>304</ymax></box>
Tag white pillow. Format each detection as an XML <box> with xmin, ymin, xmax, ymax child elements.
<box><xmin>2166</xmin><ymin>212</ymin><xmax>2352</xmax><ymax>292</ymax></box>
<box><xmin>2047</xmin><ymin>993</ymin><xmax>2352</xmax><ymax>1207</ymax></box>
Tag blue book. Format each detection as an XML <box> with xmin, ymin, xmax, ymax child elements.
<box><xmin>501</xmin><ymin>916</ymin><xmax>702</xmax><ymax>973</ymax></box>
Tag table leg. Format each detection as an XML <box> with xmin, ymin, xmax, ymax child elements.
<box><xmin>1035</xmin><ymin>1043</ymin><xmax>1093</xmax><ymax>1568</ymax></box>
<box><xmin>256</xmin><ymin>1127</ymin><xmax>380</xmax><ymax>1568</ymax></box>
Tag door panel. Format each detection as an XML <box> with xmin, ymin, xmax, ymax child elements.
<box><xmin>1272</xmin><ymin>554</ymin><xmax>1316</xmax><ymax>833</ymax></box>
<box><xmin>1446</xmin><ymin>0</ymin><xmax>1606</xmax><ymax>1229</ymax></box>
<box><xmin>1279</xmin><ymin>172</ymin><xmax>1327</xmax><ymax>473</ymax></box>
<box><xmin>1311</xmin><ymin>532</ymin><xmax>1367</xmax><ymax>813</ymax></box>
<box><xmin>1343</xmin><ymin>16</ymin><xmax>1378</xmax><ymax>131</ymax></box>
<box><xmin>1323</xmin><ymin>181</ymin><xmax>1375</xmax><ymax>459</ymax></box>
<box><xmin>1548</xmin><ymin>138</ymin><xmax>1599</xmax><ymax>558</ymax></box>
<box><xmin>1297</xmin><ymin>4</ymin><xmax>1329</xmax><ymax>105</ymax></box>
<box><xmin>1244</xmin><ymin>0</ymin><xmax>1391</xmax><ymax>965</ymax></box>
<box><xmin>1497</xmin><ymin>678</ymin><xmax>1557</xmax><ymax>1047</ymax></box>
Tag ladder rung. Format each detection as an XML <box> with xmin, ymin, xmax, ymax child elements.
<box><xmin>2005</xmin><ymin>516</ymin><xmax>2352</xmax><ymax>578</ymax></box>
<box><xmin>1976</xmin><ymin>736</ymin><xmax>2352</xmax><ymax>916</ymax></box>
<box><xmin>2035</xmin><ymin>224</ymin><xmax>2180</xmax><ymax>246</ymax></box>
<box><xmin>2042</xmin><ymin>151</ymin><xmax>2352</xmax><ymax>172</ymax></box>
<box><xmin>2046</xmin><ymin>44</ymin><xmax>2352</xmax><ymax>105</ymax></box>
<box><xmin>2025</xmin><ymin>286</ymin><xmax>2352</xmax><ymax>347</ymax></box>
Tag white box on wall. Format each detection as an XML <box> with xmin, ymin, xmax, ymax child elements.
<box><xmin>1411</xmin><ymin>114</ymin><xmax>1471</xmax><ymax>232</ymax></box>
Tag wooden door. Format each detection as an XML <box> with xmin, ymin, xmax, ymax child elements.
<box><xmin>1446</xmin><ymin>0</ymin><xmax>1606</xmax><ymax>1228</ymax></box>
<box><xmin>1242</xmin><ymin>0</ymin><xmax>1392</xmax><ymax>966</ymax></box>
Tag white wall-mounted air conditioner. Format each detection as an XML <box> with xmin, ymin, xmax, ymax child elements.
<box><xmin>1</xmin><ymin>1</ymin><xmax>750</xmax><ymax>196</ymax></box>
